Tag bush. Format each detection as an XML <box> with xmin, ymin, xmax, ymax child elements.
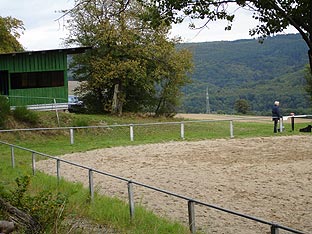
<box><xmin>0</xmin><ymin>96</ymin><xmax>10</xmax><ymax>128</ymax></box>
<box><xmin>73</xmin><ymin>119</ymin><xmax>89</xmax><ymax>127</ymax></box>
<box><xmin>12</xmin><ymin>106</ymin><xmax>39</xmax><ymax>125</ymax></box>
<box><xmin>8</xmin><ymin>175</ymin><xmax>68</xmax><ymax>233</ymax></box>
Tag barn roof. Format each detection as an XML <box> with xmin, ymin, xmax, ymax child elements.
<box><xmin>0</xmin><ymin>46</ymin><xmax>92</xmax><ymax>56</ymax></box>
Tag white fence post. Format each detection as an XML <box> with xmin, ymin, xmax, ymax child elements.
<box><xmin>32</xmin><ymin>152</ymin><xmax>36</xmax><ymax>175</ymax></box>
<box><xmin>70</xmin><ymin>128</ymin><xmax>74</xmax><ymax>145</ymax></box>
<box><xmin>128</xmin><ymin>181</ymin><xmax>135</xmax><ymax>220</ymax></box>
<box><xmin>130</xmin><ymin>124</ymin><xmax>134</xmax><ymax>141</ymax></box>
<box><xmin>54</xmin><ymin>98</ymin><xmax>60</xmax><ymax>127</ymax></box>
<box><xmin>279</xmin><ymin>118</ymin><xmax>283</xmax><ymax>133</ymax></box>
<box><xmin>230</xmin><ymin>120</ymin><xmax>234</xmax><ymax>138</ymax></box>
<box><xmin>180</xmin><ymin>122</ymin><xmax>185</xmax><ymax>139</ymax></box>
<box><xmin>11</xmin><ymin>146</ymin><xmax>15</xmax><ymax>168</ymax></box>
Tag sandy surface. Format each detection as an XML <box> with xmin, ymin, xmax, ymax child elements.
<box><xmin>37</xmin><ymin>135</ymin><xmax>312</xmax><ymax>234</ymax></box>
<box><xmin>175</xmin><ymin>113</ymin><xmax>312</xmax><ymax>123</ymax></box>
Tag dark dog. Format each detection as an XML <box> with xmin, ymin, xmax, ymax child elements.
<box><xmin>299</xmin><ymin>125</ymin><xmax>312</xmax><ymax>132</ymax></box>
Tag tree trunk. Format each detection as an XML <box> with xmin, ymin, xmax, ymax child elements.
<box><xmin>111</xmin><ymin>83</ymin><xmax>119</xmax><ymax>114</ymax></box>
<box><xmin>111</xmin><ymin>83</ymin><xmax>123</xmax><ymax>116</ymax></box>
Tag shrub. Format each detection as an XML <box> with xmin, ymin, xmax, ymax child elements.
<box><xmin>0</xmin><ymin>96</ymin><xmax>10</xmax><ymax>128</ymax></box>
<box><xmin>12</xmin><ymin>106</ymin><xmax>39</xmax><ymax>125</ymax></box>
<box><xmin>73</xmin><ymin>118</ymin><xmax>89</xmax><ymax>127</ymax></box>
<box><xmin>9</xmin><ymin>175</ymin><xmax>68</xmax><ymax>233</ymax></box>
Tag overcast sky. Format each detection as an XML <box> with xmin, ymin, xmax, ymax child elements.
<box><xmin>1</xmin><ymin>0</ymin><xmax>297</xmax><ymax>51</ymax></box>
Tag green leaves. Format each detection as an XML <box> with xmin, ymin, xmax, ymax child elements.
<box><xmin>66</xmin><ymin>0</ymin><xmax>193</xmax><ymax>115</ymax></box>
<box><xmin>0</xmin><ymin>16</ymin><xmax>24</xmax><ymax>53</ymax></box>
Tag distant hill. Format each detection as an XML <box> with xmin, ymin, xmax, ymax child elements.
<box><xmin>179</xmin><ymin>34</ymin><xmax>311</xmax><ymax>115</ymax></box>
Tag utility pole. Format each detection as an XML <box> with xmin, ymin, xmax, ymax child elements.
<box><xmin>206</xmin><ymin>86</ymin><xmax>211</xmax><ymax>114</ymax></box>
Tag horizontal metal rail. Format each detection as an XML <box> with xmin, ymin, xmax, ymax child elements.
<box><xmin>0</xmin><ymin>140</ymin><xmax>306</xmax><ymax>234</ymax></box>
<box><xmin>1</xmin><ymin>116</ymin><xmax>309</xmax><ymax>144</ymax></box>
<box><xmin>3</xmin><ymin>114</ymin><xmax>311</xmax><ymax>133</ymax></box>
<box><xmin>0</xmin><ymin>116</ymin><xmax>271</xmax><ymax>133</ymax></box>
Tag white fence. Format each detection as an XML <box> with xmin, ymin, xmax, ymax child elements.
<box><xmin>0</xmin><ymin>117</ymin><xmax>263</xmax><ymax>143</ymax></box>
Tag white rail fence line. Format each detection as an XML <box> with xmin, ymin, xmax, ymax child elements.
<box><xmin>0</xmin><ymin>140</ymin><xmax>306</xmax><ymax>234</ymax></box>
<box><xmin>0</xmin><ymin>117</ymin><xmax>275</xmax><ymax>143</ymax></box>
<box><xmin>2</xmin><ymin>115</ymin><xmax>311</xmax><ymax>144</ymax></box>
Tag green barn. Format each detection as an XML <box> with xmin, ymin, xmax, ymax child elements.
<box><xmin>0</xmin><ymin>47</ymin><xmax>91</xmax><ymax>109</ymax></box>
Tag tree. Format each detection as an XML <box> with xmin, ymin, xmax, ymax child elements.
<box><xmin>304</xmin><ymin>66</ymin><xmax>312</xmax><ymax>103</ymax></box>
<box><xmin>65</xmin><ymin>0</ymin><xmax>192</xmax><ymax>115</ymax></box>
<box><xmin>140</xmin><ymin>0</ymin><xmax>312</xmax><ymax>74</ymax></box>
<box><xmin>234</xmin><ymin>99</ymin><xmax>250</xmax><ymax>114</ymax></box>
<box><xmin>0</xmin><ymin>16</ymin><xmax>24</xmax><ymax>53</ymax></box>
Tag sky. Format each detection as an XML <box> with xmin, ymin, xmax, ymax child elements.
<box><xmin>1</xmin><ymin>0</ymin><xmax>297</xmax><ymax>51</ymax></box>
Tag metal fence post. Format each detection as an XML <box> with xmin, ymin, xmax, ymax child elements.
<box><xmin>279</xmin><ymin>118</ymin><xmax>283</xmax><ymax>133</ymax></box>
<box><xmin>271</xmin><ymin>224</ymin><xmax>279</xmax><ymax>234</ymax></box>
<box><xmin>32</xmin><ymin>152</ymin><xmax>36</xmax><ymax>175</ymax></box>
<box><xmin>56</xmin><ymin>159</ymin><xmax>61</xmax><ymax>183</ymax></box>
<box><xmin>54</xmin><ymin>98</ymin><xmax>60</xmax><ymax>127</ymax></box>
<box><xmin>188</xmin><ymin>200</ymin><xmax>196</xmax><ymax>233</ymax></box>
<box><xmin>180</xmin><ymin>122</ymin><xmax>185</xmax><ymax>139</ymax></box>
<box><xmin>11</xmin><ymin>146</ymin><xmax>15</xmax><ymax>168</ymax></box>
<box><xmin>70</xmin><ymin>128</ymin><xmax>74</xmax><ymax>145</ymax></box>
<box><xmin>89</xmin><ymin>169</ymin><xmax>94</xmax><ymax>200</ymax></box>
<box><xmin>230</xmin><ymin>120</ymin><xmax>234</xmax><ymax>138</ymax></box>
<box><xmin>128</xmin><ymin>181</ymin><xmax>135</xmax><ymax>220</ymax></box>
<box><xmin>130</xmin><ymin>124</ymin><xmax>134</xmax><ymax>141</ymax></box>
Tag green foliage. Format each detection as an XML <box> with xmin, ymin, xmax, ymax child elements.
<box><xmin>10</xmin><ymin>175</ymin><xmax>31</xmax><ymax>207</ymax></box>
<box><xmin>179</xmin><ymin>34</ymin><xmax>311</xmax><ymax>114</ymax></box>
<box><xmin>12</xmin><ymin>106</ymin><xmax>39</xmax><ymax>125</ymax></box>
<box><xmin>0</xmin><ymin>96</ymin><xmax>10</xmax><ymax>128</ymax></box>
<box><xmin>140</xmin><ymin>0</ymin><xmax>312</xmax><ymax>73</ymax></box>
<box><xmin>7</xmin><ymin>175</ymin><xmax>68</xmax><ymax>233</ymax></box>
<box><xmin>304</xmin><ymin>66</ymin><xmax>312</xmax><ymax>103</ymax></box>
<box><xmin>234</xmin><ymin>99</ymin><xmax>250</xmax><ymax>114</ymax></box>
<box><xmin>0</xmin><ymin>16</ymin><xmax>24</xmax><ymax>53</ymax></box>
<box><xmin>66</xmin><ymin>0</ymin><xmax>193</xmax><ymax>116</ymax></box>
<box><xmin>73</xmin><ymin>118</ymin><xmax>89</xmax><ymax>127</ymax></box>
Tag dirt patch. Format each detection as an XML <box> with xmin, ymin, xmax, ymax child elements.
<box><xmin>175</xmin><ymin>113</ymin><xmax>312</xmax><ymax>124</ymax></box>
<box><xmin>37</xmin><ymin>135</ymin><xmax>312</xmax><ymax>234</ymax></box>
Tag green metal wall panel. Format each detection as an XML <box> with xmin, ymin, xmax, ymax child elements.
<box><xmin>0</xmin><ymin>52</ymin><xmax>67</xmax><ymax>72</ymax></box>
<box><xmin>9</xmin><ymin>86</ymin><xmax>68</xmax><ymax>106</ymax></box>
<box><xmin>0</xmin><ymin>51</ymin><xmax>68</xmax><ymax>106</ymax></box>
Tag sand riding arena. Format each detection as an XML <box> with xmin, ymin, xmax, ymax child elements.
<box><xmin>37</xmin><ymin>135</ymin><xmax>312</xmax><ymax>234</ymax></box>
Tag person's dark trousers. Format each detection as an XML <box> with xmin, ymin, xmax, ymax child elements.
<box><xmin>273</xmin><ymin>118</ymin><xmax>279</xmax><ymax>133</ymax></box>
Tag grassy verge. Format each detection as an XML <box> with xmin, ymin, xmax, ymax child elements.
<box><xmin>0</xmin><ymin>165</ymin><xmax>188</xmax><ymax>234</ymax></box>
<box><xmin>0</xmin><ymin>112</ymin><xmax>311</xmax><ymax>233</ymax></box>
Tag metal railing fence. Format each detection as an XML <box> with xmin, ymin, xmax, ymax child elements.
<box><xmin>0</xmin><ymin>95</ymin><xmax>68</xmax><ymax>111</ymax></box>
<box><xmin>0</xmin><ymin>117</ymin><xmax>276</xmax><ymax>144</ymax></box>
<box><xmin>0</xmin><ymin>140</ymin><xmax>306</xmax><ymax>234</ymax></box>
<box><xmin>7</xmin><ymin>95</ymin><xmax>67</xmax><ymax>105</ymax></box>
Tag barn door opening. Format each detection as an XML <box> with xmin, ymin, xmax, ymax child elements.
<box><xmin>0</xmin><ymin>70</ymin><xmax>9</xmax><ymax>95</ymax></box>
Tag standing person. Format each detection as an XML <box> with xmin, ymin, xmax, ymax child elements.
<box><xmin>272</xmin><ymin>101</ymin><xmax>281</xmax><ymax>133</ymax></box>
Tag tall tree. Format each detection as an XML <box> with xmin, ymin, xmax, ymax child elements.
<box><xmin>234</xmin><ymin>99</ymin><xmax>250</xmax><ymax>114</ymax></box>
<box><xmin>140</xmin><ymin>0</ymin><xmax>312</xmax><ymax>73</ymax></box>
<box><xmin>0</xmin><ymin>16</ymin><xmax>24</xmax><ymax>53</ymax></box>
<box><xmin>65</xmin><ymin>0</ymin><xmax>192</xmax><ymax>115</ymax></box>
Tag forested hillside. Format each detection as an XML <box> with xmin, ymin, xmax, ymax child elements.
<box><xmin>179</xmin><ymin>34</ymin><xmax>311</xmax><ymax>115</ymax></box>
